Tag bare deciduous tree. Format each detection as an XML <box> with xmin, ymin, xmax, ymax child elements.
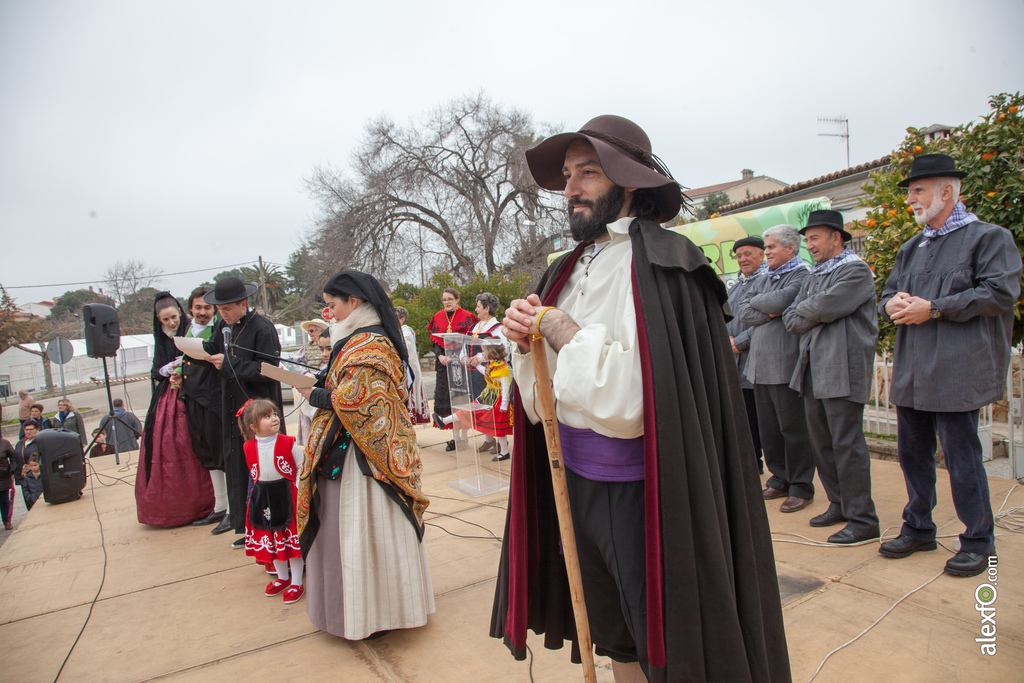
<box><xmin>103</xmin><ymin>259</ymin><xmax>163</xmax><ymax>333</ymax></box>
<box><xmin>304</xmin><ymin>93</ymin><xmax>563</xmax><ymax>285</ymax></box>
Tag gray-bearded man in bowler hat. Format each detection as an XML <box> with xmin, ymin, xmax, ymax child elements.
<box><xmin>878</xmin><ymin>154</ymin><xmax>1020</xmax><ymax>577</ymax></box>
<box><xmin>202</xmin><ymin>276</ymin><xmax>286</xmax><ymax>548</ymax></box>
<box><xmin>492</xmin><ymin>115</ymin><xmax>789</xmax><ymax>682</ymax></box>
<box><xmin>784</xmin><ymin>210</ymin><xmax>880</xmax><ymax>544</ymax></box>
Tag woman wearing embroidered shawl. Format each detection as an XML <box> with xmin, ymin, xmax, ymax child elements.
<box><xmin>296</xmin><ymin>271</ymin><xmax>434</xmax><ymax>640</ymax></box>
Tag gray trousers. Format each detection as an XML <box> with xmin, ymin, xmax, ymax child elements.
<box><xmin>803</xmin><ymin>371</ymin><xmax>879</xmax><ymax>533</ymax></box>
<box><xmin>754</xmin><ymin>382</ymin><xmax>815</xmax><ymax>499</ymax></box>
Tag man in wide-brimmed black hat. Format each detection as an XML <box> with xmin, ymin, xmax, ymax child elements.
<box><xmin>878</xmin><ymin>154</ymin><xmax>1020</xmax><ymax>577</ymax></box>
<box><xmin>202</xmin><ymin>276</ymin><xmax>285</xmax><ymax>544</ymax></box>
<box><xmin>783</xmin><ymin>209</ymin><xmax>880</xmax><ymax>545</ymax></box>
<box><xmin>493</xmin><ymin>116</ymin><xmax>789</xmax><ymax>682</ymax></box>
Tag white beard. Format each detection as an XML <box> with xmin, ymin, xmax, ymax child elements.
<box><xmin>913</xmin><ymin>193</ymin><xmax>946</xmax><ymax>226</ymax></box>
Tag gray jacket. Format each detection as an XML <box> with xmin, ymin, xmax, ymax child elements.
<box><xmin>783</xmin><ymin>259</ymin><xmax>878</xmax><ymax>404</ymax></box>
<box><xmin>726</xmin><ymin>274</ymin><xmax>763</xmax><ymax>390</ymax></box>
<box><xmin>879</xmin><ymin>220</ymin><xmax>1021</xmax><ymax>412</ymax></box>
<box><xmin>736</xmin><ymin>261</ymin><xmax>809</xmax><ymax>386</ymax></box>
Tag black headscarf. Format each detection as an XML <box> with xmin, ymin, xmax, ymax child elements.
<box><xmin>143</xmin><ymin>291</ymin><xmax>189</xmax><ymax>482</ymax></box>
<box><xmin>323</xmin><ymin>271</ymin><xmax>410</xmax><ymax>371</ymax></box>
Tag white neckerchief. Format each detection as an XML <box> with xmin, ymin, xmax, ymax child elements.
<box><xmin>329</xmin><ymin>303</ymin><xmax>382</xmax><ymax>347</ymax></box>
<box><xmin>190</xmin><ymin>320</ymin><xmax>212</xmax><ymax>337</ymax></box>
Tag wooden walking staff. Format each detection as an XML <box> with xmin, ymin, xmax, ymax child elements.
<box><xmin>529</xmin><ymin>327</ymin><xmax>597</xmax><ymax>683</ymax></box>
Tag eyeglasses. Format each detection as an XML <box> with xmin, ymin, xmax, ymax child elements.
<box><xmin>441</xmin><ymin>297</ymin><xmax>456</xmax><ymax>303</ymax></box>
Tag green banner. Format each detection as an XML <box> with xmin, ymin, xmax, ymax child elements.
<box><xmin>674</xmin><ymin>196</ymin><xmax>831</xmax><ymax>282</ymax></box>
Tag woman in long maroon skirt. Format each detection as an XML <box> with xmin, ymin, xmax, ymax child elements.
<box><xmin>135</xmin><ymin>292</ymin><xmax>214</xmax><ymax>527</ymax></box>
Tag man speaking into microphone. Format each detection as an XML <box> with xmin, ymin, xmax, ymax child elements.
<box><xmin>203</xmin><ymin>276</ymin><xmax>285</xmax><ymax>546</ymax></box>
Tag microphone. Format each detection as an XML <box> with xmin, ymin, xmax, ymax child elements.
<box><xmin>223</xmin><ymin>327</ymin><xmax>232</xmax><ymax>353</ymax></box>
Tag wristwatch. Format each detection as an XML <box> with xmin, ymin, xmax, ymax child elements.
<box><xmin>929</xmin><ymin>302</ymin><xmax>941</xmax><ymax>319</ymax></box>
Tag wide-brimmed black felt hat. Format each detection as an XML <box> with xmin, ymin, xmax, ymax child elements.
<box><xmin>203</xmin><ymin>276</ymin><xmax>258</xmax><ymax>305</ymax></box>
<box><xmin>525</xmin><ymin>115</ymin><xmax>684</xmax><ymax>223</ymax></box>
<box><xmin>800</xmin><ymin>209</ymin><xmax>852</xmax><ymax>242</ymax></box>
<box><xmin>897</xmin><ymin>153</ymin><xmax>967</xmax><ymax>187</ymax></box>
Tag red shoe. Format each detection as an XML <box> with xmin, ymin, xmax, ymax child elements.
<box><xmin>264</xmin><ymin>562</ymin><xmax>276</xmax><ymax>575</ymax></box>
<box><xmin>282</xmin><ymin>584</ymin><xmax>304</xmax><ymax>604</ymax></box>
<box><xmin>265</xmin><ymin>579</ymin><xmax>289</xmax><ymax>597</ymax></box>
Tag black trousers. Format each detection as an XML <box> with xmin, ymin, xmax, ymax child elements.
<box><xmin>896</xmin><ymin>406</ymin><xmax>995</xmax><ymax>555</ymax></box>
<box><xmin>184</xmin><ymin>399</ymin><xmax>224</xmax><ymax>471</ymax></box>
<box><xmin>754</xmin><ymin>383</ymin><xmax>815</xmax><ymax>499</ymax></box>
<box><xmin>803</xmin><ymin>371</ymin><xmax>878</xmax><ymax>533</ymax></box>
<box><xmin>565</xmin><ymin>468</ymin><xmax>648</xmax><ymax>676</ymax></box>
<box><xmin>742</xmin><ymin>387</ymin><xmax>763</xmax><ymax>467</ymax></box>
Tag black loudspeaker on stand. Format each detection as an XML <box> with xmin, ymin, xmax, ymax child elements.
<box><xmin>36</xmin><ymin>429</ymin><xmax>86</xmax><ymax>504</ymax></box>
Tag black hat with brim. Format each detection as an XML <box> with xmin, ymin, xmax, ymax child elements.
<box><xmin>800</xmin><ymin>209</ymin><xmax>852</xmax><ymax>242</ymax></box>
<box><xmin>525</xmin><ymin>115</ymin><xmax>684</xmax><ymax>223</ymax></box>
<box><xmin>203</xmin><ymin>276</ymin><xmax>258</xmax><ymax>305</ymax></box>
<box><xmin>897</xmin><ymin>153</ymin><xmax>967</xmax><ymax>188</ymax></box>
<box><xmin>732</xmin><ymin>236</ymin><xmax>765</xmax><ymax>252</ymax></box>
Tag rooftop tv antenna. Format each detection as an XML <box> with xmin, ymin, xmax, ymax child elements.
<box><xmin>818</xmin><ymin>115</ymin><xmax>850</xmax><ymax>168</ymax></box>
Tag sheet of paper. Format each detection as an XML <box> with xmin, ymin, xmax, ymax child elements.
<box><xmin>260</xmin><ymin>362</ymin><xmax>316</xmax><ymax>389</ymax></box>
<box><xmin>174</xmin><ymin>337</ymin><xmax>210</xmax><ymax>360</ymax></box>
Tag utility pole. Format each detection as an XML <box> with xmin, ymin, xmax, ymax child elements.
<box><xmin>257</xmin><ymin>256</ymin><xmax>270</xmax><ymax>312</ymax></box>
<box><xmin>818</xmin><ymin>115</ymin><xmax>850</xmax><ymax>168</ymax></box>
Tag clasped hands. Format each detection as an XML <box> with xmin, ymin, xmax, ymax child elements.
<box><xmin>886</xmin><ymin>292</ymin><xmax>933</xmax><ymax>325</ymax></box>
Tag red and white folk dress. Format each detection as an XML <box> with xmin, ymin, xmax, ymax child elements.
<box><xmin>243</xmin><ymin>434</ymin><xmax>303</xmax><ymax>563</ymax></box>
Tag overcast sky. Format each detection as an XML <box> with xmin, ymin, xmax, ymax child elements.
<box><xmin>2</xmin><ymin>0</ymin><xmax>1021</xmax><ymax>306</ymax></box>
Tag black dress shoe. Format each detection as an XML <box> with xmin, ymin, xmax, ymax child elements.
<box><xmin>211</xmin><ymin>517</ymin><xmax>233</xmax><ymax>535</ymax></box>
<box><xmin>192</xmin><ymin>509</ymin><xmax>226</xmax><ymax>526</ymax></box>
<box><xmin>432</xmin><ymin>413</ymin><xmax>446</xmax><ymax>430</ymax></box>
<box><xmin>944</xmin><ymin>551</ymin><xmax>989</xmax><ymax>577</ymax></box>
<box><xmin>492</xmin><ymin>452</ymin><xmax>510</xmax><ymax>462</ymax></box>
<box><xmin>828</xmin><ymin>526</ymin><xmax>880</xmax><ymax>544</ymax></box>
<box><xmin>231</xmin><ymin>537</ymin><xmax>245</xmax><ymax>549</ymax></box>
<box><xmin>810</xmin><ymin>507</ymin><xmax>846</xmax><ymax>528</ymax></box>
<box><xmin>878</xmin><ymin>534</ymin><xmax>937</xmax><ymax>558</ymax></box>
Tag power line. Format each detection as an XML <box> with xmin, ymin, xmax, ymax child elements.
<box><xmin>2</xmin><ymin>261</ymin><xmax>263</xmax><ymax>291</ymax></box>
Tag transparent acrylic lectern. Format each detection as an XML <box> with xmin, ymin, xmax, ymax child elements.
<box><xmin>441</xmin><ymin>332</ymin><xmax>510</xmax><ymax>497</ymax></box>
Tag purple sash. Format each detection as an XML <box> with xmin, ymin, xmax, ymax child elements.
<box><xmin>558</xmin><ymin>422</ymin><xmax>645</xmax><ymax>482</ymax></box>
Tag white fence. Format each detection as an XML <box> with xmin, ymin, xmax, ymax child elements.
<box><xmin>865</xmin><ymin>351</ymin><xmax>1021</xmax><ymax>479</ymax></box>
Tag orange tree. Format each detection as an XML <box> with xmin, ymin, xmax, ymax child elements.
<box><xmin>861</xmin><ymin>91</ymin><xmax>1024</xmax><ymax>351</ymax></box>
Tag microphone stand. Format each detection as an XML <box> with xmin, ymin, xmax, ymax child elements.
<box><xmin>226</xmin><ymin>343</ymin><xmax>319</xmax><ymax>371</ymax></box>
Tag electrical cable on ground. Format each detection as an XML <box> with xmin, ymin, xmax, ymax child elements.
<box><xmin>804</xmin><ymin>571</ymin><xmax>944</xmax><ymax>683</ymax></box>
<box><xmin>994</xmin><ymin>483</ymin><xmax>1023</xmax><ymax>532</ymax></box>
<box><xmin>53</xmin><ymin>463</ymin><xmax>109</xmax><ymax>682</ymax></box>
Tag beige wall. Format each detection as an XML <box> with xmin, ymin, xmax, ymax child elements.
<box><xmin>724</xmin><ymin>177</ymin><xmax>788</xmax><ymax>203</ymax></box>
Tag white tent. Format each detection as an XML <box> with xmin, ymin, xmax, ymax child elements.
<box><xmin>0</xmin><ymin>335</ymin><xmax>155</xmax><ymax>394</ymax></box>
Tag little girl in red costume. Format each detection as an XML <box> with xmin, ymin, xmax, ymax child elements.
<box><xmin>238</xmin><ymin>399</ymin><xmax>305</xmax><ymax>604</ymax></box>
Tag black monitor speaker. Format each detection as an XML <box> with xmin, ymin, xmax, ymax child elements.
<box><xmin>36</xmin><ymin>429</ymin><xmax>86</xmax><ymax>505</ymax></box>
<box><xmin>82</xmin><ymin>303</ymin><xmax>120</xmax><ymax>358</ymax></box>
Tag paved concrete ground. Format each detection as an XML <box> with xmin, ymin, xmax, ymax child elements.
<box><xmin>2</xmin><ymin>417</ymin><xmax>1022</xmax><ymax>682</ymax></box>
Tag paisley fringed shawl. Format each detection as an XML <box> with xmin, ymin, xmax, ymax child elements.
<box><xmin>297</xmin><ymin>331</ymin><xmax>428</xmax><ymax>546</ymax></box>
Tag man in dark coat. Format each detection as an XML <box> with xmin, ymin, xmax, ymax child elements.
<box><xmin>203</xmin><ymin>277</ymin><xmax>285</xmax><ymax>545</ymax></box>
<box><xmin>172</xmin><ymin>286</ymin><xmax>229</xmax><ymax>531</ymax></box>
<box><xmin>878</xmin><ymin>154</ymin><xmax>1021</xmax><ymax>577</ymax></box>
<box><xmin>98</xmin><ymin>398</ymin><xmax>142</xmax><ymax>453</ymax></box>
<box><xmin>492</xmin><ymin>116</ymin><xmax>789</xmax><ymax>683</ymax></box>
<box><xmin>784</xmin><ymin>210</ymin><xmax>879</xmax><ymax>544</ymax></box>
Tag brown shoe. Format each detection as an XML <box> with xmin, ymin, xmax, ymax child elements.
<box><xmin>780</xmin><ymin>496</ymin><xmax>813</xmax><ymax>513</ymax></box>
<box><xmin>762</xmin><ymin>487</ymin><xmax>788</xmax><ymax>500</ymax></box>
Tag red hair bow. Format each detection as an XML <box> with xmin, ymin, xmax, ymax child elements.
<box><xmin>235</xmin><ymin>398</ymin><xmax>253</xmax><ymax>418</ymax></box>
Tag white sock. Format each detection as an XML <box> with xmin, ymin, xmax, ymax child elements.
<box><xmin>273</xmin><ymin>559</ymin><xmax>290</xmax><ymax>581</ymax></box>
<box><xmin>209</xmin><ymin>470</ymin><xmax>227</xmax><ymax>512</ymax></box>
<box><xmin>441</xmin><ymin>415</ymin><xmax>453</xmax><ymax>425</ymax></box>
<box><xmin>289</xmin><ymin>557</ymin><xmax>304</xmax><ymax>587</ymax></box>
<box><xmin>496</xmin><ymin>436</ymin><xmax>508</xmax><ymax>453</ymax></box>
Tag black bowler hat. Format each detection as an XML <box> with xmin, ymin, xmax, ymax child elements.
<box><xmin>800</xmin><ymin>209</ymin><xmax>851</xmax><ymax>242</ymax></box>
<box><xmin>203</xmin><ymin>276</ymin><xmax>258</xmax><ymax>305</ymax></box>
<box><xmin>897</xmin><ymin>153</ymin><xmax>967</xmax><ymax>187</ymax></box>
<box><xmin>732</xmin><ymin>236</ymin><xmax>765</xmax><ymax>253</ymax></box>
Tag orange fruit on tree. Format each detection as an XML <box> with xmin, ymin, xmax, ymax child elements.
<box><xmin>913</xmin><ymin>145</ymin><xmax>922</xmax><ymax>153</ymax></box>
<box><xmin>1009</xmin><ymin>106</ymin><xmax>1019</xmax><ymax>113</ymax></box>
<box><xmin>866</xmin><ymin>219</ymin><xmax>877</xmax><ymax>228</ymax></box>
<box><xmin>982</xmin><ymin>152</ymin><xmax>996</xmax><ymax>160</ymax></box>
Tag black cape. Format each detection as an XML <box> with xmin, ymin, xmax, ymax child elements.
<box><xmin>489</xmin><ymin>219</ymin><xmax>791</xmax><ymax>682</ymax></box>
<box><xmin>204</xmin><ymin>308</ymin><xmax>285</xmax><ymax>532</ymax></box>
